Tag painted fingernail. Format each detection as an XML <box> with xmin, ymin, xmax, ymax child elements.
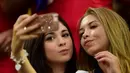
<box><xmin>94</xmin><ymin>56</ymin><xmax>97</xmax><ymax>59</ymax></box>
<box><xmin>4</xmin><ymin>46</ymin><xmax>9</xmax><ymax>52</ymax></box>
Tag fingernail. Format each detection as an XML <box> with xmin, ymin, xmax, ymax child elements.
<box><xmin>4</xmin><ymin>46</ymin><xmax>9</xmax><ymax>52</ymax></box>
<box><xmin>32</xmin><ymin>13</ymin><xmax>38</xmax><ymax>17</ymax></box>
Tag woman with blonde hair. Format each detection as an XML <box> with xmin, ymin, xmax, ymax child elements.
<box><xmin>77</xmin><ymin>7</ymin><xmax>130</xmax><ymax>73</ymax></box>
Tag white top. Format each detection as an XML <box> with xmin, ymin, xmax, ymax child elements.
<box><xmin>76</xmin><ymin>70</ymin><xmax>89</xmax><ymax>73</ymax></box>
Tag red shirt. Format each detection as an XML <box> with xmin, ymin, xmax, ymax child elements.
<box><xmin>39</xmin><ymin>0</ymin><xmax>112</xmax><ymax>54</ymax></box>
<box><xmin>0</xmin><ymin>9</ymin><xmax>13</xmax><ymax>32</ymax></box>
<box><xmin>0</xmin><ymin>55</ymin><xmax>16</xmax><ymax>73</ymax></box>
<box><xmin>0</xmin><ymin>8</ymin><xmax>17</xmax><ymax>73</ymax></box>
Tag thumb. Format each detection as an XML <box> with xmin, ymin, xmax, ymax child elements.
<box><xmin>98</xmin><ymin>62</ymin><xmax>107</xmax><ymax>73</ymax></box>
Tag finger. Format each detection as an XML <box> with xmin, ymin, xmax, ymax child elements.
<box><xmin>6</xmin><ymin>45</ymin><xmax>11</xmax><ymax>53</ymax></box>
<box><xmin>97</xmin><ymin>57</ymin><xmax>110</xmax><ymax>63</ymax></box>
<box><xmin>14</xmin><ymin>14</ymin><xmax>38</xmax><ymax>31</ymax></box>
<box><xmin>30</xmin><ymin>28</ymin><xmax>44</xmax><ymax>35</ymax></box>
<box><xmin>0</xmin><ymin>36</ymin><xmax>6</xmax><ymax>48</ymax></box>
<box><xmin>98</xmin><ymin>61</ymin><xmax>107</xmax><ymax>72</ymax></box>
<box><xmin>4</xmin><ymin>39</ymin><xmax>11</xmax><ymax>52</ymax></box>
<box><xmin>16</xmin><ymin>23</ymin><xmax>40</xmax><ymax>36</ymax></box>
<box><xmin>0</xmin><ymin>37</ymin><xmax>11</xmax><ymax>50</ymax></box>
<box><xmin>15</xmin><ymin>14</ymin><xmax>30</xmax><ymax>25</ymax></box>
<box><xmin>19</xmin><ymin>35</ymin><xmax>39</xmax><ymax>40</ymax></box>
<box><xmin>95</xmin><ymin>52</ymin><xmax>107</xmax><ymax>60</ymax></box>
<box><xmin>95</xmin><ymin>51</ymin><xmax>106</xmax><ymax>57</ymax></box>
<box><xmin>94</xmin><ymin>51</ymin><xmax>117</xmax><ymax>64</ymax></box>
<box><xmin>97</xmin><ymin>57</ymin><xmax>111</xmax><ymax>70</ymax></box>
<box><xmin>95</xmin><ymin>51</ymin><xmax>120</xmax><ymax>67</ymax></box>
<box><xmin>4</xmin><ymin>46</ymin><xmax>10</xmax><ymax>52</ymax></box>
<box><xmin>14</xmin><ymin>14</ymin><xmax>30</xmax><ymax>31</ymax></box>
<box><xmin>95</xmin><ymin>51</ymin><xmax>113</xmax><ymax>59</ymax></box>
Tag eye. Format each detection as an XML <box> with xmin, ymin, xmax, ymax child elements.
<box><xmin>62</xmin><ymin>33</ymin><xmax>70</xmax><ymax>37</ymax></box>
<box><xmin>45</xmin><ymin>36</ymin><xmax>55</xmax><ymax>41</ymax></box>
<box><xmin>79</xmin><ymin>29</ymin><xmax>84</xmax><ymax>38</ymax></box>
<box><xmin>90</xmin><ymin>23</ymin><xmax>98</xmax><ymax>29</ymax></box>
<box><xmin>79</xmin><ymin>32</ymin><xmax>84</xmax><ymax>39</ymax></box>
<box><xmin>90</xmin><ymin>26</ymin><xmax>97</xmax><ymax>29</ymax></box>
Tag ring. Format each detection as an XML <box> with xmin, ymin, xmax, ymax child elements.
<box><xmin>24</xmin><ymin>27</ymin><xmax>27</xmax><ymax>30</ymax></box>
<box><xmin>41</xmin><ymin>26</ymin><xmax>44</xmax><ymax>32</ymax></box>
<box><xmin>48</xmin><ymin>26</ymin><xmax>51</xmax><ymax>29</ymax></box>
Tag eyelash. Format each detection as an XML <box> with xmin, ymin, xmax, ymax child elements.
<box><xmin>90</xmin><ymin>23</ymin><xmax>98</xmax><ymax>29</ymax></box>
<box><xmin>90</xmin><ymin>25</ymin><xmax>97</xmax><ymax>29</ymax></box>
<box><xmin>45</xmin><ymin>36</ymin><xmax>54</xmax><ymax>41</ymax></box>
<box><xmin>45</xmin><ymin>33</ymin><xmax>70</xmax><ymax>41</ymax></box>
<box><xmin>79</xmin><ymin>32</ymin><xmax>84</xmax><ymax>38</ymax></box>
<box><xmin>62</xmin><ymin>33</ymin><xmax>70</xmax><ymax>37</ymax></box>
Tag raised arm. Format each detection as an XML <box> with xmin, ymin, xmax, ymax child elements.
<box><xmin>11</xmin><ymin>14</ymin><xmax>41</xmax><ymax>73</ymax></box>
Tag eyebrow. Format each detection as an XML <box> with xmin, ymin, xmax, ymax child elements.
<box><xmin>88</xmin><ymin>20</ymin><xmax>97</xmax><ymax>26</ymax></box>
<box><xmin>45</xmin><ymin>29</ymin><xmax>68</xmax><ymax>36</ymax></box>
<box><xmin>45</xmin><ymin>32</ymin><xmax>54</xmax><ymax>36</ymax></box>
<box><xmin>62</xmin><ymin>29</ymin><xmax>68</xmax><ymax>33</ymax></box>
<box><xmin>80</xmin><ymin>20</ymin><xmax>97</xmax><ymax>30</ymax></box>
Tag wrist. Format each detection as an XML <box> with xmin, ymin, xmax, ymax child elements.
<box><xmin>10</xmin><ymin>49</ymin><xmax>29</xmax><ymax>71</ymax></box>
<box><xmin>11</xmin><ymin>48</ymin><xmax>24</xmax><ymax>57</ymax></box>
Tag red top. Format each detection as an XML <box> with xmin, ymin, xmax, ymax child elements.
<box><xmin>0</xmin><ymin>55</ymin><xmax>16</xmax><ymax>73</ymax></box>
<box><xmin>39</xmin><ymin>0</ymin><xmax>112</xmax><ymax>54</ymax></box>
<box><xmin>0</xmin><ymin>8</ymin><xmax>17</xmax><ymax>73</ymax></box>
<box><xmin>0</xmin><ymin>9</ymin><xmax>13</xmax><ymax>32</ymax></box>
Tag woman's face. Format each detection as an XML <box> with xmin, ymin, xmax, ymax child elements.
<box><xmin>44</xmin><ymin>22</ymin><xmax>73</xmax><ymax>63</ymax></box>
<box><xmin>79</xmin><ymin>14</ymin><xmax>109</xmax><ymax>56</ymax></box>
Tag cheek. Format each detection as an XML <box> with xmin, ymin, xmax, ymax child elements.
<box><xmin>94</xmin><ymin>28</ymin><xmax>109</xmax><ymax>51</ymax></box>
<box><xmin>67</xmin><ymin>38</ymin><xmax>73</xmax><ymax>48</ymax></box>
<box><xmin>66</xmin><ymin>38</ymin><xmax>73</xmax><ymax>53</ymax></box>
<box><xmin>91</xmin><ymin>29</ymin><xmax>100</xmax><ymax>37</ymax></box>
<box><xmin>92</xmin><ymin>26</ymin><xmax>107</xmax><ymax>42</ymax></box>
<box><xmin>100</xmin><ymin>34</ymin><xmax>109</xmax><ymax>50</ymax></box>
<box><xmin>97</xmin><ymin>27</ymin><xmax>108</xmax><ymax>42</ymax></box>
<box><xmin>80</xmin><ymin>38</ymin><xmax>87</xmax><ymax>52</ymax></box>
<box><xmin>81</xmin><ymin>39</ymin><xmax>84</xmax><ymax>48</ymax></box>
<box><xmin>44</xmin><ymin>42</ymin><xmax>56</xmax><ymax>51</ymax></box>
<box><xmin>44</xmin><ymin>42</ymin><xmax>57</xmax><ymax>61</ymax></box>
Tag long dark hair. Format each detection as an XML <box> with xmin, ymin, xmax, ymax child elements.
<box><xmin>24</xmin><ymin>15</ymin><xmax>77</xmax><ymax>73</ymax></box>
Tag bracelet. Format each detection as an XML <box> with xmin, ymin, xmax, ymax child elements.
<box><xmin>10</xmin><ymin>49</ymin><xmax>29</xmax><ymax>71</ymax></box>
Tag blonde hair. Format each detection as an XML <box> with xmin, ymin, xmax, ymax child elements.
<box><xmin>78</xmin><ymin>7</ymin><xmax>130</xmax><ymax>73</ymax></box>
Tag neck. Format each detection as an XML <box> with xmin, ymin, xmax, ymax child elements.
<box><xmin>48</xmin><ymin>62</ymin><xmax>66</xmax><ymax>73</ymax></box>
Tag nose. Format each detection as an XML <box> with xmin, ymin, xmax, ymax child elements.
<box><xmin>82</xmin><ymin>30</ymin><xmax>90</xmax><ymax>39</ymax></box>
<box><xmin>58</xmin><ymin>36</ymin><xmax>66</xmax><ymax>46</ymax></box>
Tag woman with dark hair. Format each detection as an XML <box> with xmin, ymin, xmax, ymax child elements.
<box><xmin>11</xmin><ymin>13</ymin><xmax>77</xmax><ymax>73</ymax></box>
<box><xmin>77</xmin><ymin>7</ymin><xmax>130</xmax><ymax>73</ymax></box>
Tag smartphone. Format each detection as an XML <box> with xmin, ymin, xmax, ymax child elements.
<box><xmin>29</xmin><ymin>13</ymin><xmax>59</xmax><ymax>34</ymax></box>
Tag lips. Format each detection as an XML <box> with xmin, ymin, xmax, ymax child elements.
<box><xmin>59</xmin><ymin>49</ymin><xmax>69</xmax><ymax>55</ymax></box>
<box><xmin>84</xmin><ymin>40</ymin><xmax>93</xmax><ymax>48</ymax></box>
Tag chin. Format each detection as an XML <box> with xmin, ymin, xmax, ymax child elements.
<box><xmin>85</xmin><ymin>46</ymin><xmax>102</xmax><ymax>56</ymax></box>
<box><xmin>85</xmin><ymin>48</ymin><xmax>97</xmax><ymax>56</ymax></box>
<box><xmin>87</xmin><ymin>51</ymin><xmax>95</xmax><ymax>56</ymax></box>
<box><xmin>59</xmin><ymin>55</ymin><xmax>72</xmax><ymax>63</ymax></box>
